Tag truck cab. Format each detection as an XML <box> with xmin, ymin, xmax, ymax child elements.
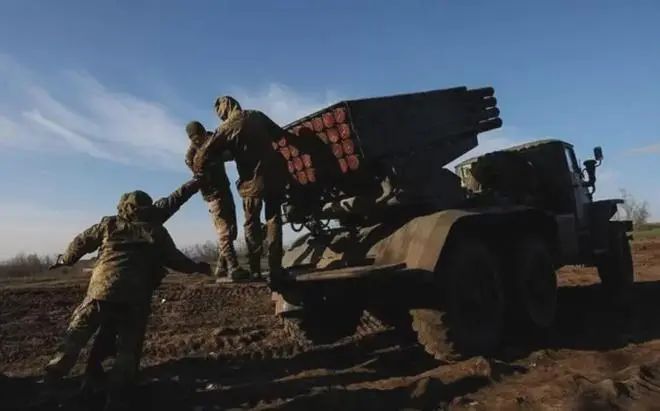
<box><xmin>455</xmin><ymin>139</ymin><xmax>628</xmax><ymax>266</ymax></box>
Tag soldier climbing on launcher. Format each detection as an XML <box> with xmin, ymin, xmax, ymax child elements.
<box><xmin>45</xmin><ymin>188</ymin><xmax>210</xmax><ymax>410</ymax></box>
<box><xmin>192</xmin><ymin>96</ymin><xmax>289</xmax><ymax>284</ymax></box>
<box><xmin>185</xmin><ymin>120</ymin><xmax>249</xmax><ymax>281</ymax></box>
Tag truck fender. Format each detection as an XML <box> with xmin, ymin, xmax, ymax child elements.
<box><xmin>371</xmin><ymin>207</ymin><xmax>557</xmax><ymax>272</ymax></box>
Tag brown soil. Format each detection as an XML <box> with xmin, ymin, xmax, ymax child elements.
<box><xmin>2</xmin><ymin>239</ymin><xmax>660</xmax><ymax>410</ymax></box>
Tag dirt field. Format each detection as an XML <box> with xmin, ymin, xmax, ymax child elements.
<box><xmin>2</xmin><ymin>239</ymin><xmax>660</xmax><ymax>410</ymax></box>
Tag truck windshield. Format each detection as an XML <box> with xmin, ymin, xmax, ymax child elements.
<box><xmin>564</xmin><ymin>147</ymin><xmax>579</xmax><ymax>174</ymax></box>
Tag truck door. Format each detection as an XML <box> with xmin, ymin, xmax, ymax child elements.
<box><xmin>563</xmin><ymin>146</ymin><xmax>591</xmax><ymax>229</ymax></box>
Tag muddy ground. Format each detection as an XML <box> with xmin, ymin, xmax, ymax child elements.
<box><xmin>2</xmin><ymin>240</ymin><xmax>660</xmax><ymax>410</ymax></box>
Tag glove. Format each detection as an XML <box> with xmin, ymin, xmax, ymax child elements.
<box><xmin>192</xmin><ymin>172</ymin><xmax>206</xmax><ymax>183</ymax></box>
<box><xmin>187</xmin><ymin>175</ymin><xmax>203</xmax><ymax>191</ymax></box>
<box><xmin>191</xmin><ymin>151</ymin><xmax>206</xmax><ymax>174</ymax></box>
<box><xmin>48</xmin><ymin>255</ymin><xmax>66</xmax><ymax>270</ymax></box>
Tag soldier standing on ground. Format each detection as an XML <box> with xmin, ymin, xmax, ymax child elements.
<box><xmin>185</xmin><ymin>120</ymin><xmax>249</xmax><ymax>281</ymax></box>
<box><xmin>80</xmin><ymin>177</ymin><xmax>204</xmax><ymax>396</ymax></box>
<box><xmin>192</xmin><ymin>96</ymin><xmax>289</xmax><ymax>284</ymax></box>
<box><xmin>45</xmin><ymin>190</ymin><xmax>210</xmax><ymax>410</ymax></box>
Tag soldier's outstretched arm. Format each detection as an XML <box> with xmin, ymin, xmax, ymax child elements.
<box><xmin>159</xmin><ymin>228</ymin><xmax>211</xmax><ymax>275</ymax></box>
<box><xmin>152</xmin><ymin>178</ymin><xmax>201</xmax><ymax>225</ymax></box>
<box><xmin>184</xmin><ymin>145</ymin><xmax>197</xmax><ymax>169</ymax></box>
<box><xmin>192</xmin><ymin>128</ymin><xmax>230</xmax><ymax>173</ymax></box>
<box><xmin>50</xmin><ymin>221</ymin><xmax>104</xmax><ymax>269</ymax></box>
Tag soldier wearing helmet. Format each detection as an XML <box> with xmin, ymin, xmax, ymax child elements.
<box><xmin>45</xmin><ymin>189</ymin><xmax>210</xmax><ymax>410</ymax></box>
<box><xmin>78</xmin><ymin>177</ymin><xmax>205</xmax><ymax>397</ymax></box>
<box><xmin>192</xmin><ymin>96</ymin><xmax>288</xmax><ymax>284</ymax></box>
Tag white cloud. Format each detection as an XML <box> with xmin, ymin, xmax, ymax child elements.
<box><xmin>0</xmin><ymin>55</ymin><xmax>341</xmax><ymax>172</ymax></box>
<box><xmin>0</xmin><ymin>116</ymin><xmax>20</xmax><ymax>145</ymax></box>
<box><xmin>23</xmin><ymin>109</ymin><xmax>119</xmax><ymax>161</ymax></box>
<box><xmin>0</xmin><ymin>55</ymin><xmax>187</xmax><ymax>169</ymax></box>
<box><xmin>229</xmin><ymin>83</ymin><xmax>339</xmax><ymax>125</ymax></box>
<box><xmin>0</xmin><ymin>202</ymin><xmax>102</xmax><ymax>259</ymax></box>
<box><xmin>629</xmin><ymin>143</ymin><xmax>660</xmax><ymax>154</ymax></box>
<box><xmin>446</xmin><ymin>126</ymin><xmax>526</xmax><ymax>170</ymax></box>
<box><xmin>0</xmin><ymin>55</ymin><xmax>341</xmax><ymax>258</ymax></box>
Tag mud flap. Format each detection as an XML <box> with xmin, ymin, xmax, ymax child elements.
<box><xmin>272</xmin><ymin>292</ymin><xmax>303</xmax><ymax>316</ymax></box>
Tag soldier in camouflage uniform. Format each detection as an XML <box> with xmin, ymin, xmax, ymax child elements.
<box><xmin>185</xmin><ymin>121</ymin><xmax>248</xmax><ymax>280</ymax></box>
<box><xmin>192</xmin><ymin>96</ymin><xmax>288</xmax><ymax>283</ymax></box>
<box><xmin>45</xmin><ymin>188</ymin><xmax>210</xmax><ymax>410</ymax></box>
<box><xmin>80</xmin><ymin>178</ymin><xmax>202</xmax><ymax>395</ymax></box>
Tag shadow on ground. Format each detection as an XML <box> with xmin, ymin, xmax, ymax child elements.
<box><xmin>499</xmin><ymin>280</ymin><xmax>660</xmax><ymax>361</ymax></box>
<box><xmin>4</xmin><ymin>280</ymin><xmax>660</xmax><ymax>410</ymax></box>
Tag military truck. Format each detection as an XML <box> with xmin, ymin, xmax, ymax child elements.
<box><xmin>270</xmin><ymin>86</ymin><xmax>633</xmax><ymax>360</ymax></box>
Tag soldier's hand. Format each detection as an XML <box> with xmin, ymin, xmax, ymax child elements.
<box><xmin>191</xmin><ymin>152</ymin><xmax>204</xmax><ymax>174</ymax></box>
<box><xmin>48</xmin><ymin>255</ymin><xmax>66</xmax><ymax>270</ymax></box>
<box><xmin>196</xmin><ymin>262</ymin><xmax>212</xmax><ymax>276</ymax></box>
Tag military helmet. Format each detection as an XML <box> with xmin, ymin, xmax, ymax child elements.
<box><xmin>117</xmin><ymin>190</ymin><xmax>154</xmax><ymax>221</ymax></box>
<box><xmin>185</xmin><ymin>121</ymin><xmax>206</xmax><ymax>139</ymax></box>
<box><xmin>214</xmin><ymin>96</ymin><xmax>241</xmax><ymax>120</ymax></box>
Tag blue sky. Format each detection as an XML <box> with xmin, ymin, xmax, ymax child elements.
<box><xmin>1</xmin><ymin>1</ymin><xmax>659</xmax><ymax>258</ymax></box>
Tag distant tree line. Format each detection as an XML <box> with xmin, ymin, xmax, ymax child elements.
<box><xmin>0</xmin><ymin>239</ymin><xmax>258</xmax><ymax>278</ymax></box>
<box><xmin>0</xmin><ymin>253</ymin><xmax>55</xmax><ymax>277</ymax></box>
<box><xmin>619</xmin><ymin>189</ymin><xmax>651</xmax><ymax>227</ymax></box>
<box><xmin>182</xmin><ymin>240</ymin><xmax>250</xmax><ymax>263</ymax></box>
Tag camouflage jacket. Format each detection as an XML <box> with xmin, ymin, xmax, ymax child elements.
<box><xmin>152</xmin><ymin>178</ymin><xmax>200</xmax><ymax>224</ymax></box>
<box><xmin>194</xmin><ymin>108</ymin><xmax>288</xmax><ymax>198</ymax></box>
<box><xmin>185</xmin><ymin>144</ymin><xmax>232</xmax><ymax>202</ymax></box>
<box><xmin>61</xmin><ymin>181</ymin><xmax>202</xmax><ymax>304</ymax></box>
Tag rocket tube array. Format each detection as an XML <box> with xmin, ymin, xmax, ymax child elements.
<box><xmin>274</xmin><ymin>106</ymin><xmax>360</xmax><ymax>186</ymax></box>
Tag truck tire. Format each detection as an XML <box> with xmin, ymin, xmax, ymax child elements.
<box><xmin>282</xmin><ymin>300</ymin><xmax>363</xmax><ymax>345</ymax></box>
<box><xmin>597</xmin><ymin>226</ymin><xmax>634</xmax><ymax>305</ymax></box>
<box><xmin>410</xmin><ymin>238</ymin><xmax>504</xmax><ymax>361</ymax></box>
<box><xmin>512</xmin><ymin>237</ymin><xmax>557</xmax><ymax>329</ymax></box>
<box><xmin>364</xmin><ymin>307</ymin><xmax>415</xmax><ymax>340</ymax></box>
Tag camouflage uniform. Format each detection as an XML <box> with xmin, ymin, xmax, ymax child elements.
<box><xmin>193</xmin><ymin>96</ymin><xmax>288</xmax><ymax>280</ymax></box>
<box><xmin>185</xmin><ymin>121</ymin><xmax>243</xmax><ymax>277</ymax></box>
<box><xmin>46</xmin><ymin>190</ymin><xmax>208</xmax><ymax>408</ymax></box>
<box><xmin>83</xmin><ymin>179</ymin><xmax>201</xmax><ymax>388</ymax></box>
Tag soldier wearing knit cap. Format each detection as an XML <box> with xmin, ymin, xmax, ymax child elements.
<box><xmin>192</xmin><ymin>97</ymin><xmax>288</xmax><ymax>283</ymax></box>
<box><xmin>185</xmin><ymin>120</ymin><xmax>248</xmax><ymax>280</ymax></box>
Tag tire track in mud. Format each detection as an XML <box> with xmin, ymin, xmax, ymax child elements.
<box><xmin>4</xmin><ymin>239</ymin><xmax>660</xmax><ymax>410</ymax></box>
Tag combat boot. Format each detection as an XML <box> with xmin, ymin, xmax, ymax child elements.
<box><xmin>228</xmin><ymin>266</ymin><xmax>250</xmax><ymax>281</ymax></box>
<box><xmin>224</xmin><ymin>252</ymin><xmax>250</xmax><ymax>282</ymax></box>
<box><xmin>44</xmin><ymin>351</ymin><xmax>77</xmax><ymax>384</ymax></box>
<box><xmin>213</xmin><ymin>256</ymin><xmax>228</xmax><ymax>278</ymax></box>
<box><xmin>79</xmin><ymin>362</ymin><xmax>107</xmax><ymax>400</ymax></box>
<box><xmin>249</xmin><ymin>255</ymin><xmax>263</xmax><ymax>281</ymax></box>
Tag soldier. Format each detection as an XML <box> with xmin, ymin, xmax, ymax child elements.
<box><xmin>192</xmin><ymin>96</ymin><xmax>288</xmax><ymax>284</ymax></box>
<box><xmin>185</xmin><ymin>121</ymin><xmax>249</xmax><ymax>281</ymax></box>
<box><xmin>45</xmin><ymin>189</ymin><xmax>210</xmax><ymax>410</ymax></box>
<box><xmin>80</xmin><ymin>178</ymin><xmax>203</xmax><ymax>396</ymax></box>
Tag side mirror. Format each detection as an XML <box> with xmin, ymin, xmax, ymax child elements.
<box><xmin>593</xmin><ymin>146</ymin><xmax>603</xmax><ymax>162</ymax></box>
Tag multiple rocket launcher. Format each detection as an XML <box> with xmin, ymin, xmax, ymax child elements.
<box><xmin>272</xmin><ymin>106</ymin><xmax>362</xmax><ymax>186</ymax></box>
<box><xmin>273</xmin><ymin>86</ymin><xmax>502</xmax><ymax>222</ymax></box>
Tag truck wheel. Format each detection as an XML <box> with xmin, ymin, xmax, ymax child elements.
<box><xmin>597</xmin><ymin>226</ymin><xmax>634</xmax><ymax>305</ymax></box>
<box><xmin>282</xmin><ymin>300</ymin><xmax>363</xmax><ymax>345</ymax></box>
<box><xmin>364</xmin><ymin>307</ymin><xmax>415</xmax><ymax>339</ymax></box>
<box><xmin>512</xmin><ymin>237</ymin><xmax>557</xmax><ymax>329</ymax></box>
<box><xmin>410</xmin><ymin>239</ymin><xmax>504</xmax><ymax>361</ymax></box>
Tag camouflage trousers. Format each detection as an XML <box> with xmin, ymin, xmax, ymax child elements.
<box><xmin>207</xmin><ymin>196</ymin><xmax>239</xmax><ymax>272</ymax></box>
<box><xmin>46</xmin><ymin>297</ymin><xmax>150</xmax><ymax>391</ymax></box>
<box><xmin>242</xmin><ymin>195</ymin><xmax>283</xmax><ymax>277</ymax></box>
